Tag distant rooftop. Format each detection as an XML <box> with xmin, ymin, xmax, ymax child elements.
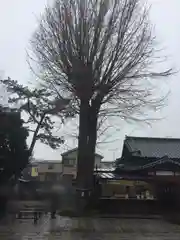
<box><xmin>124</xmin><ymin>136</ymin><xmax>180</xmax><ymax>159</ymax></box>
<box><xmin>61</xmin><ymin>147</ymin><xmax>104</xmax><ymax>159</ymax></box>
<box><xmin>31</xmin><ymin>159</ymin><xmax>62</xmax><ymax>164</ymax></box>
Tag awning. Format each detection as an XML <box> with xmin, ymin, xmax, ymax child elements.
<box><xmin>97</xmin><ymin>172</ymin><xmax>123</xmax><ymax>180</ymax></box>
<box><xmin>96</xmin><ymin>172</ymin><xmax>151</xmax><ymax>181</ymax></box>
<box><xmin>94</xmin><ymin>168</ymin><xmax>116</xmax><ymax>172</ymax></box>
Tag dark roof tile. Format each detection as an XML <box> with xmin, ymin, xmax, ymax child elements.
<box><xmin>125</xmin><ymin>136</ymin><xmax>180</xmax><ymax>159</ymax></box>
<box><xmin>98</xmin><ymin>172</ymin><xmax>123</xmax><ymax>179</ymax></box>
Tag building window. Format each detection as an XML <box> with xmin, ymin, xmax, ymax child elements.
<box><xmin>48</xmin><ymin>164</ymin><xmax>54</xmax><ymax>169</ymax></box>
<box><xmin>63</xmin><ymin>158</ymin><xmax>76</xmax><ymax>166</ymax></box>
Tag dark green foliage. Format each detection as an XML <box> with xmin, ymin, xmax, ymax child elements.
<box><xmin>1</xmin><ymin>78</ymin><xmax>74</xmax><ymax>153</ymax></box>
<box><xmin>0</xmin><ymin>107</ymin><xmax>29</xmax><ymax>184</ymax></box>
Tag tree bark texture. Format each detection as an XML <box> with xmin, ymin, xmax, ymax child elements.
<box><xmin>76</xmin><ymin>101</ymin><xmax>99</xmax><ymax>192</ymax></box>
<box><xmin>76</xmin><ymin>100</ymin><xmax>90</xmax><ymax>190</ymax></box>
<box><xmin>85</xmin><ymin>106</ymin><xmax>98</xmax><ymax>188</ymax></box>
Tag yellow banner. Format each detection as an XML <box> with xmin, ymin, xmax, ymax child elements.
<box><xmin>107</xmin><ymin>180</ymin><xmax>134</xmax><ymax>186</ymax></box>
<box><xmin>135</xmin><ymin>181</ymin><xmax>148</xmax><ymax>186</ymax></box>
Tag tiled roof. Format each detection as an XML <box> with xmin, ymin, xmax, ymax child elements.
<box><xmin>96</xmin><ymin>172</ymin><xmax>150</xmax><ymax>180</ymax></box>
<box><xmin>125</xmin><ymin>136</ymin><xmax>180</xmax><ymax>159</ymax></box>
<box><xmin>34</xmin><ymin>160</ymin><xmax>62</xmax><ymax>164</ymax></box>
<box><xmin>139</xmin><ymin>157</ymin><xmax>180</xmax><ymax>170</ymax></box>
<box><xmin>94</xmin><ymin>167</ymin><xmax>115</xmax><ymax>172</ymax></box>
<box><xmin>97</xmin><ymin>172</ymin><xmax>123</xmax><ymax>180</ymax></box>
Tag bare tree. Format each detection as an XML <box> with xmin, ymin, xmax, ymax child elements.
<box><xmin>30</xmin><ymin>0</ymin><xmax>172</xmax><ymax>198</ymax></box>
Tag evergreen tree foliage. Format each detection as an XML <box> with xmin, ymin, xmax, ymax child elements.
<box><xmin>0</xmin><ymin>107</ymin><xmax>29</xmax><ymax>184</ymax></box>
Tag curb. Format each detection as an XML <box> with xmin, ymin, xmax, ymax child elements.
<box><xmin>94</xmin><ymin>214</ymin><xmax>163</xmax><ymax>219</ymax></box>
<box><xmin>58</xmin><ymin>212</ymin><xmax>162</xmax><ymax>219</ymax></box>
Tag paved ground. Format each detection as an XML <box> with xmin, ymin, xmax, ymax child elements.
<box><xmin>0</xmin><ymin>214</ymin><xmax>180</xmax><ymax>239</ymax></box>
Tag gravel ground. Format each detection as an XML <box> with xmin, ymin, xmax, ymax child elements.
<box><xmin>0</xmin><ymin>214</ymin><xmax>180</xmax><ymax>239</ymax></box>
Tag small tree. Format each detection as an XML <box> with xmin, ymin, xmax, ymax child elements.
<box><xmin>30</xmin><ymin>0</ymin><xmax>172</xmax><ymax>195</ymax></box>
<box><xmin>2</xmin><ymin>78</ymin><xmax>72</xmax><ymax>156</ymax></box>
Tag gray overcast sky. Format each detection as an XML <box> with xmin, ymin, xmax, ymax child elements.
<box><xmin>0</xmin><ymin>0</ymin><xmax>179</xmax><ymax>161</ymax></box>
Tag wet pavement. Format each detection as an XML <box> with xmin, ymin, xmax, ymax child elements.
<box><xmin>0</xmin><ymin>214</ymin><xmax>180</xmax><ymax>239</ymax></box>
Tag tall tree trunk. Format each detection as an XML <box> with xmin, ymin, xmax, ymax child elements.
<box><xmin>86</xmin><ymin>107</ymin><xmax>98</xmax><ymax>189</ymax></box>
<box><xmin>76</xmin><ymin>103</ymin><xmax>99</xmax><ymax>191</ymax></box>
<box><xmin>76</xmin><ymin>101</ymin><xmax>99</xmax><ymax>214</ymax></box>
<box><xmin>76</xmin><ymin>100</ymin><xmax>90</xmax><ymax>213</ymax></box>
<box><xmin>76</xmin><ymin>100</ymin><xmax>90</xmax><ymax>190</ymax></box>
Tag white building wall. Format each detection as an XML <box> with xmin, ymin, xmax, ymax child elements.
<box><xmin>37</xmin><ymin>162</ymin><xmax>62</xmax><ymax>173</ymax></box>
<box><xmin>62</xmin><ymin>149</ymin><xmax>102</xmax><ymax>178</ymax></box>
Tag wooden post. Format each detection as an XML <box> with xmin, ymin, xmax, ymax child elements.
<box><xmin>51</xmin><ymin>211</ymin><xmax>56</xmax><ymax>219</ymax></box>
<box><xmin>34</xmin><ymin>211</ymin><xmax>38</xmax><ymax>224</ymax></box>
